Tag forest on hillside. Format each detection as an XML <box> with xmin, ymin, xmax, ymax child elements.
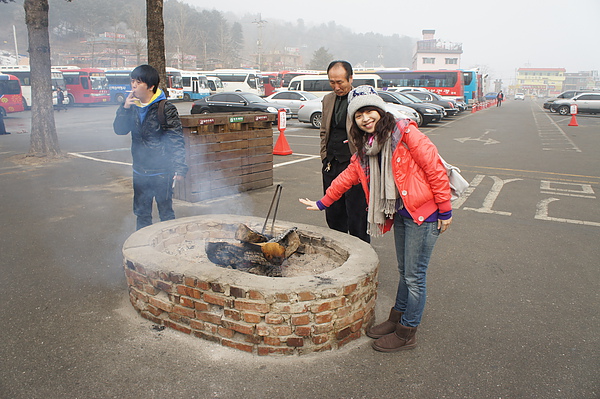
<box><xmin>0</xmin><ymin>0</ymin><xmax>416</xmax><ymax>69</ymax></box>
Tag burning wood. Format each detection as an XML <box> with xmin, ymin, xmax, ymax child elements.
<box><xmin>206</xmin><ymin>224</ymin><xmax>301</xmax><ymax>277</ymax></box>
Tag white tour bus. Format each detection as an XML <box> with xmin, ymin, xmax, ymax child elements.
<box><xmin>180</xmin><ymin>71</ymin><xmax>211</xmax><ymax>101</ymax></box>
<box><xmin>0</xmin><ymin>65</ymin><xmax>70</xmax><ymax>107</ymax></box>
<box><xmin>287</xmin><ymin>74</ymin><xmax>383</xmax><ymax>97</ymax></box>
<box><xmin>201</xmin><ymin>69</ymin><xmax>264</xmax><ymax>96</ymax></box>
<box><xmin>205</xmin><ymin>76</ymin><xmax>225</xmax><ymax>95</ymax></box>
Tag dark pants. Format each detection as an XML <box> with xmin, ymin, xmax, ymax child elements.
<box><xmin>0</xmin><ymin>114</ymin><xmax>7</xmax><ymax>135</ymax></box>
<box><xmin>133</xmin><ymin>172</ymin><xmax>175</xmax><ymax>230</ymax></box>
<box><xmin>322</xmin><ymin>158</ymin><xmax>370</xmax><ymax>243</ymax></box>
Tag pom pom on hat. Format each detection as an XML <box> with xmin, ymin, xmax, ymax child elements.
<box><xmin>347</xmin><ymin>85</ymin><xmax>387</xmax><ymax>118</ymax></box>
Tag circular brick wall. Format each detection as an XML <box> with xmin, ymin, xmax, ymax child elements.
<box><xmin>122</xmin><ymin>215</ymin><xmax>379</xmax><ymax>355</ymax></box>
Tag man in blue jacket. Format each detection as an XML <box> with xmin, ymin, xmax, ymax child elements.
<box><xmin>113</xmin><ymin>64</ymin><xmax>188</xmax><ymax>230</ymax></box>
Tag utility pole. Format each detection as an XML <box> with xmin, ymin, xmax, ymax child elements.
<box><xmin>253</xmin><ymin>14</ymin><xmax>267</xmax><ymax>70</ymax></box>
<box><xmin>377</xmin><ymin>45</ymin><xmax>384</xmax><ymax>68</ymax></box>
<box><xmin>13</xmin><ymin>25</ymin><xmax>19</xmax><ymax>65</ymax></box>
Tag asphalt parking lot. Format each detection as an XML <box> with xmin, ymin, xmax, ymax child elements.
<box><xmin>0</xmin><ymin>99</ymin><xmax>598</xmax><ymax>398</ymax></box>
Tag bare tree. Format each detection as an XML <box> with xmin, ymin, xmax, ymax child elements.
<box><xmin>24</xmin><ymin>0</ymin><xmax>61</xmax><ymax>156</ymax></box>
<box><xmin>146</xmin><ymin>0</ymin><xmax>166</xmax><ymax>95</ymax></box>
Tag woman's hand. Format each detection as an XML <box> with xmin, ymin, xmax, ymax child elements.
<box><xmin>437</xmin><ymin>217</ymin><xmax>452</xmax><ymax>234</ymax></box>
<box><xmin>299</xmin><ymin>198</ymin><xmax>319</xmax><ymax>211</ymax></box>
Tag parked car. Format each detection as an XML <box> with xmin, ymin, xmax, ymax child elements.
<box><xmin>191</xmin><ymin>92</ymin><xmax>291</xmax><ymax>122</ymax></box>
<box><xmin>484</xmin><ymin>92</ymin><xmax>498</xmax><ymax>101</ymax></box>
<box><xmin>297</xmin><ymin>98</ymin><xmax>323</xmax><ymax>128</ymax></box>
<box><xmin>543</xmin><ymin>90</ymin><xmax>595</xmax><ymax>112</ymax></box>
<box><xmin>297</xmin><ymin>96</ymin><xmax>420</xmax><ymax>129</ymax></box>
<box><xmin>377</xmin><ymin>91</ymin><xmax>444</xmax><ymax>126</ymax></box>
<box><xmin>263</xmin><ymin>90</ymin><xmax>318</xmax><ymax>116</ymax></box>
<box><xmin>514</xmin><ymin>93</ymin><xmax>525</xmax><ymax>100</ymax></box>
<box><xmin>407</xmin><ymin>91</ymin><xmax>459</xmax><ymax>116</ymax></box>
<box><xmin>550</xmin><ymin>92</ymin><xmax>600</xmax><ymax>115</ymax></box>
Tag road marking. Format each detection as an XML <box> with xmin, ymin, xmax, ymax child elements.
<box><xmin>535</xmin><ymin>198</ymin><xmax>600</xmax><ymax>227</ymax></box>
<box><xmin>274</xmin><ymin>154</ymin><xmax>320</xmax><ymax>168</ymax></box>
<box><xmin>463</xmin><ymin>176</ymin><xmax>522</xmax><ymax>216</ymax></box>
<box><xmin>451</xmin><ymin>174</ymin><xmax>485</xmax><ymax>209</ymax></box>
<box><xmin>68</xmin><ymin>152</ymin><xmax>132</xmax><ymax>166</ymax></box>
<box><xmin>455</xmin><ymin>129</ymin><xmax>500</xmax><ymax>145</ymax></box>
<box><xmin>532</xmin><ymin>103</ymin><xmax>581</xmax><ymax>152</ymax></box>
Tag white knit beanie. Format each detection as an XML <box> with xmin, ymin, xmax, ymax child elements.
<box><xmin>347</xmin><ymin>85</ymin><xmax>387</xmax><ymax>118</ymax></box>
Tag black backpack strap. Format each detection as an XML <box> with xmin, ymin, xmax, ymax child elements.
<box><xmin>157</xmin><ymin>99</ymin><xmax>167</xmax><ymax>130</ymax></box>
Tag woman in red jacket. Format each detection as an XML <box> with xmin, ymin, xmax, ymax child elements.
<box><xmin>300</xmin><ymin>85</ymin><xmax>452</xmax><ymax>352</ymax></box>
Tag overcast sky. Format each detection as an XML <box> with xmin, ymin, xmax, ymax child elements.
<box><xmin>182</xmin><ymin>0</ymin><xmax>600</xmax><ymax>83</ymax></box>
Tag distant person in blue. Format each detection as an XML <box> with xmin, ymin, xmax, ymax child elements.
<box><xmin>496</xmin><ymin>90</ymin><xmax>504</xmax><ymax>107</ymax></box>
<box><xmin>113</xmin><ymin>64</ymin><xmax>188</xmax><ymax>230</ymax></box>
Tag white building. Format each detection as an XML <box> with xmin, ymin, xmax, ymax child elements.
<box><xmin>412</xmin><ymin>30</ymin><xmax>463</xmax><ymax>70</ymax></box>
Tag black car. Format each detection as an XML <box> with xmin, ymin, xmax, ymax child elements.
<box><xmin>408</xmin><ymin>91</ymin><xmax>459</xmax><ymax>116</ymax></box>
<box><xmin>378</xmin><ymin>91</ymin><xmax>444</xmax><ymax>126</ymax></box>
<box><xmin>191</xmin><ymin>92</ymin><xmax>291</xmax><ymax>121</ymax></box>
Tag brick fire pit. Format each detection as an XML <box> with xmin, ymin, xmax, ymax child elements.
<box><xmin>122</xmin><ymin>215</ymin><xmax>379</xmax><ymax>355</ymax></box>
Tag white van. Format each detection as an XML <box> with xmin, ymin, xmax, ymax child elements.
<box><xmin>288</xmin><ymin>74</ymin><xmax>383</xmax><ymax>97</ymax></box>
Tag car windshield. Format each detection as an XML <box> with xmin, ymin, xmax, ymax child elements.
<box><xmin>244</xmin><ymin>93</ymin><xmax>266</xmax><ymax>103</ymax></box>
<box><xmin>402</xmin><ymin>93</ymin><xmax>423</xmax><ymax>103</ymax></box>
<box><xmin>392</xmin><ymin>93</ymin><xmax>413</xmax><ymax>104</ymax></box>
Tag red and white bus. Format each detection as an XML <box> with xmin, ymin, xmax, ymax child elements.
<box><xmin>0</xmin><ymin>73</ymin><xmax>25</xmax><ymax>116</ymax></box>
<box><xmin>373</xmin><ymin>69</ymin><xmax>465</xmax><ymax>100</ymax></box>
<box><xmin>57</xmin><ymin>67</ymin><xmax>110</xmax><ymax>104</ymax></box>
<box><xmin>165</xmin><ymin>68</ymin><xmax>184</xmax><ymax>100</ymax></box>
<box><xmin>261</xmin><ymin>72</ymin><xmax>280</xmax><ymax>96</ymax></box>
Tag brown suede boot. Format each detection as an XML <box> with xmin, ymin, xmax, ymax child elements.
<box><xmin>371</xmin><ymin>323</ymin><xmax>417</xmax><ymax>352</ymax></box>
<box><xmin>366</xmin><ymin>308</ymin><xmax>403</xmax><ymax>339</ymax></box>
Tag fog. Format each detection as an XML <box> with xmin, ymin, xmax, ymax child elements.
<box><xmin>183</xmin><ymin>0</ymin><xmax>600</xmax><ymax>83</ymax></box>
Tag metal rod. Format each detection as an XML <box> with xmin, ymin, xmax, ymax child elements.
<box><xmin>261</xmin><ymin>184</ymin><xmax>282</xmax><ymax>236</ymax></box>
<box><xmin>270</xmin><ymin>185</ymin><xmax>282</xmax><ymax>237</ymax></box>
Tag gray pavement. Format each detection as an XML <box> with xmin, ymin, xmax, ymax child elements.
<box><xmin>0</xmin><ymin>100</ymin><xmax>598</xmax><ymax>398</ymax></box>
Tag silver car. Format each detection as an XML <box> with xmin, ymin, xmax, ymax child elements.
<box><xmin>551</xmin><ymin>92</ymin><xmax>600</xmax><ymax>115</ymax></box>
<box><xmin>264</xmin><ymin>90</ymin><xmax>318</xmax><ymax>116</ymax></box>
<box><xmin>297</xmin><ymin>97</ymin><xmax>420</xmax><ymax>129</ymax></box>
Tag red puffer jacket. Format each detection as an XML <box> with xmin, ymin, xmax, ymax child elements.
<box><xmin>320</xmin><ymin>119</ymin><xmax>452</xmax><ymax>227</ymax></box>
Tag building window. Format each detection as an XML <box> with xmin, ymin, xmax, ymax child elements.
<box><xmin>445</xmin><ymin>58</ymin><xmax>458</xmax><ymax>65</ymax></box>
<box><xmin>422</xmin><ymin>57</ymin><xmax>435</xmax><ymax>64</ymax></box>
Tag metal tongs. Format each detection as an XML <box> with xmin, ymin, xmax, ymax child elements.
<box><xmin>261</xmin><ymin>184</ymin><xmax>282</xmax><ymax>237</ymax></box>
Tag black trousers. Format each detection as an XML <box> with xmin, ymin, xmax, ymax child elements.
<box><xmin>322</xmin><ymin>158</ymin><xmax>370</xmax><ymax>243</ymax></box>
<box><xmin>133</xmin><ymin>172</ymin><xmax>175</xmax><ymax>230</ymax></box>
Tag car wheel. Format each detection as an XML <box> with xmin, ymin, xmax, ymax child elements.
<box><xmin>183</xmin><ymin>93</ymin><xmax>191</xmax><ymax>101</ymax></box>
<box><xmin>415</xmin><ymin>112</ymin><xmax>424</xmax><ymax>127</ymax></box>
<box><xmin>558</xmin><ymin>105</ymin><xmax>570</xmax><ymax>116</ymax></box>
<box><xmin>310</xmin><ymin>112</ymin><xmax>322</xmax><ymax>129</ymax></box>
<box><xmin>200</xmin><ymin>109</ymin><xmax>210</xmax><ymax>115</ymax></box>
<box><xmin>115</xmin><ymin>93</ymin><xmax>125</xmax><ymax>104</ymax></box>
<box><xmin>549</xmin><ymin>107</ymin><xmax>557</xmax><ymax>113</ymax></box>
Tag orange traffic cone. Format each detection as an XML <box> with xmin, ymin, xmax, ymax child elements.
<box><xmin>568</xmin><ymin>114</ymin><xmax>578</xmax><ymax>127</ymax></box>
<box><xmin>273</xmin><ymin>129</ymin><xmax>292</xmax><ymax>155</ymax></box>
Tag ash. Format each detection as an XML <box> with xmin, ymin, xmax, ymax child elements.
<box><xmin>163</xmin><ymin>239</ymin><xmax>338</xmax><ymax>277</ymax></box>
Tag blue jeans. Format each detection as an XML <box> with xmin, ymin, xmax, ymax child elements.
<box><xmin>393</xmin><ymin>216</ymin><xmax>440</xmax><ymax>327</ymax></box>
<box><xmin>133</xmin><ymin>172</ymin><xmax>175</xmax><ymax>230</ymax></box>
